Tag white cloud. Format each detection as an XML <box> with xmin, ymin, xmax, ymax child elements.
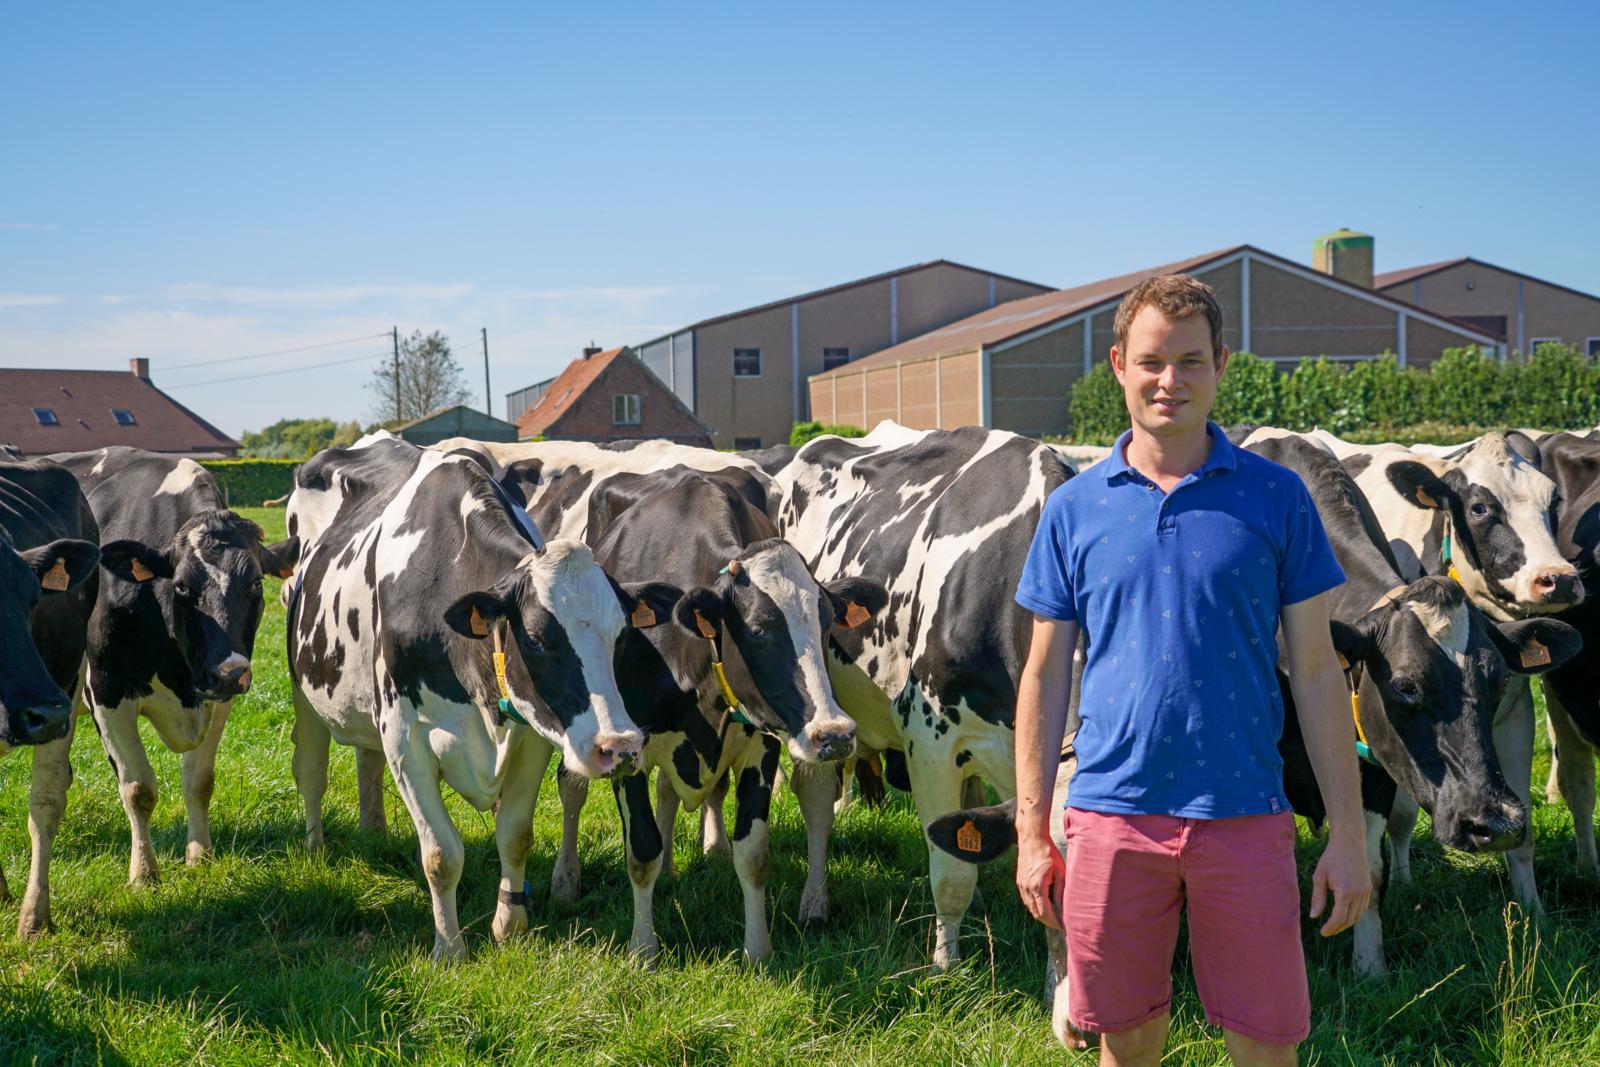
<box><xmin>162</xmin><ymin>282</ymin><xmax>474</xmax><ymax>305</ymax></box>
<box><xmin>0</xmin><ymin>223</ymin><xmax>61</xmax><ymax>232</ymax></box>
<box><xmin>0</xmin><ymin>293</ymin><xmax>64</xmax><ymax>308</ymax></box>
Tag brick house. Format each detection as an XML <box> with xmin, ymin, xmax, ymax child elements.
<box><xmin>1375</xmin><ymin>258</ymin><xmax>1600</xmax><ymax>359</ymax></box>
<box><xmin>0</xmin><ymin>358</ymin><xmax>240</xmax><ymax>457</ymax></box>
<box><xmin>513</xmin><ymin>346</ymin><xmax>713</xmax><ymax>446</ymax></box>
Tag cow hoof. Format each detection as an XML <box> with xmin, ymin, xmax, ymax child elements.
<box><xmin>798</xmin><ymin>888</ymin><xmax>829</xmax><ymax>926</ymax></box>
<box><xmin>304</xmin><ymin>830</ymin><xmax>326</xmax><ymax>853</ymax></box>
<box><xmin>629</xmin><ymin>936</ymin><xmax>660</xmax><ymax>964</ymax></box>
<box><xmin>742</xmin><ymin>946</ymin><xmax>772</xmax><ymax>968</ymax></box>
<box><xmin>16</xmin><ymin>912</ymin><xmax>51</xmax><ymax>940</ymax></box>
<box><xmin>185</xmin><ymin>842</ymin><xmax>212</xmax><ymax>866</ymax></box>
<box><xmin>549</xmin><ymin>869</ymin><xmax>580</xmax><ymax>906</ymax></box>
<box><xmin>128</xmin><ymin>868</ymin><xmax>159</xmax><ymax>888</ymax></box>
<box><xmin>430</xmin><ymin>938</ymin><xmax>468</xmax><ymax>964</ymax></box>
<box><xmin>703</xmin><ymin>838</ymin><xmax>730</xmax><ymax>859</ymax></box>
<box><xmin>492</xmin><ymin>907</ymin><xmax>528</xmax><ymax>944</ymax></box>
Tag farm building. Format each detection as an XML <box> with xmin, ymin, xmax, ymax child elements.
<box><xmin>512</xmin><ymin>345</ymin><xmax>713</xmax><ymax>447</ymax></box>
<box><xmin>1375</xmin><ymin>257</ymin><xmax>1600</xmax><ymax>359</ymax></box>
<box><xmin>629</xmin><ymin>259</ymin><xmax>1054</xmax><ymax>449</ymax></box>
<box><xmin>0</xmin><ymin>357</ymin><xmax>240</xmax><ymax>457</ymax></box>
<box><xmin>394</xmin><ymin>405</ymin><xmax>519</xmax><ymax>447</ymax></box>
<box><xmin>807</xmin><ymin>236</ymin><xmax>1506</xmax><ymax>439</ymax></box>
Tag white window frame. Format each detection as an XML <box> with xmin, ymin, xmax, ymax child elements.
<box><xmin>32</xmin><ymin>407</ymin><xmax>57</xmax><ymax>426</ymax></box>
<box><xmin>1527</xmin><ymin>336</ymin><xmax>1561</xmax><ymax>356</ymax></box>
<box><xmin>111</xmin><ymin>408</ymin><xmax>137</xmax><ymax>426</ymax></box>
<box><xmin>733</xmin><ymin>348</ymin><xmax>762</xmax><ymax>378</ymax></box>
<box><xmin>612</xmin><ymin>393</ymin><xmax>641</xmax><ymax>426</ymax></box>
<box><xmin>821</xmin><ymin>346</ymin><xmax>850</xmax><ymax>371</ymax></box>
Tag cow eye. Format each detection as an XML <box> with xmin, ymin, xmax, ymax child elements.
<box><xmin>1391</xmin><ymin>676</ymin><xmax>1421</xmax><ymax>700</ymax></box>
<box><xmin>173</xmin><ymin>580</ymin><xmax>192</xmax><ymax>598</ymax></box>
<box><xmin>1470</xmin><ymin>502</ymin><xmax>1489</xmax><ymax>518</ymax></box>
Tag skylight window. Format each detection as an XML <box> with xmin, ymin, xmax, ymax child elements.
<box><xmin>32</xmin><ymin>408</ymin><xmax>58</xmax><ymax>426</ymax></box>
<box><xmin>111</xmin><ymin>408</ymin><xmax>136</xmax><ymax>426</ymax></box>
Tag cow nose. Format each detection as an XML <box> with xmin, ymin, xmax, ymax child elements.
<box><xmin>15</xmin><ymin>699</ymin><xmax>73</xmax><ymax>745</ymax></box>
<box><xmin>1458</xmin><ymin>806</ymin><xmax>1525</xmax><ymax>853</ymax></box>
<box><xmin>210</xmin><ymin>657</ymin><xmax>253</xmax><ymax>696</ymax></box>
<box><xmin>1534</xmin><ymin>569</ymin><xmax>1583</xmax><ymax>604</ymax></box>
<box><xmin>806</xmin><ymin>722</ymin><xmax>857</xmax><ymax>763</ymax></box>
<box><xmin>593</xmin><ymin>730</ymin><xmax>644</xmax><ymax>777</ymax></box>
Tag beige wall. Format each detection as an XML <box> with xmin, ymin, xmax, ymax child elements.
<box><xmin>1249</xmin><ymin>261</ymin><xmax>1400</xmax><ymax>360</ymax></box>
<box><xmin>806</xmin><ymin>351</ymin><xmax>983</xmax><ymax>432</ymax></box>
<box><xmin>990</xmin><ymin>321</ymin><xmax>1085</xmax><ymax>438</ymax></box>
<box><xmin>1402</xmin><ymin>318</ymin><xmax>1482</xmax><ymax>369</ymax></box>
<box><xmin>694</xmin><ymin>305</ymin><xmax>794</xmax><ymax>448</ymax></box>
<box><xmin>1382</xmin><ymin>262</ymin><xmax>1600</xmax><ymax>357</ymax></box>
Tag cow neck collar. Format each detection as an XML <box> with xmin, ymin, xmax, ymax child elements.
<box><xmin>1439</xmin><ymin>512</ymin><xmax>1464</xmax><ymax>584</ymax></box>
<box><xmin>1338</xmin><ymin>584</ymin><xmax>1406</xmax><ymax>768</ymax></box>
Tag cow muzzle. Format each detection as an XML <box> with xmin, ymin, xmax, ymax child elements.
<box><xmin>588</xmin><ymin>729</ymin><xmax>645</xmax><ymax>779</ymax></box>
<box><xmin>799</xmin><ymin>720</ymin><xmax>857</xmax><ymax>763</ymax></box>
<box><xmin>1532</xmin><ymin>569</ymin><xmax>1584</xmax><ymax>607</ymax></box>
<box><xmin>1447</xmin><ymin>799</ymin><xmax>1527</xmax><ymax>854</ymax></box>
<box><xmin>1</xmin><ymin>697</ymin><xmax>73</xmax><ymax>747</ymax></box>
<box><xmin>201</xmin><ymin>654</ymin><xmax>253</xmax><ymax>700</ymax></box>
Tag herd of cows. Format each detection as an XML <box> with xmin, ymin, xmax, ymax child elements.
<box><xmin>3</xmin><ymin>421</ymin><xmax>1600</xmax><ymax>1035</ymax></box>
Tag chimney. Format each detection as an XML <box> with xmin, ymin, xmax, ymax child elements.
<box><xmin>1313</xmin><ymin>228</ymin><xmax>1374</xmax><ymax>289</ymax></box>
<box><xmin>130</xmin><ymin>357</ymin><xmax>151</xmax><ymax>380</ymax></box>
<box><xmin>582</xmin><ymin>343</ymin><xmax>602</xmax><ymax>360</ymax></box>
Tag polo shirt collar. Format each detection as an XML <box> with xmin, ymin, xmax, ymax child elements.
<box><xmin>1103</xmin><ymin>422</ymin><xmax>1237</xmax><ymax>483</ymax></box>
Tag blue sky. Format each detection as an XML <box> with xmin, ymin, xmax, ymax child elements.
<box><xmin>3</xmin><ymin>3</ymin><xmax>1596</xmax><ymax>436</ymax></box>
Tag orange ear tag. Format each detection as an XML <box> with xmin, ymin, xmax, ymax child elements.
<box><xmin>41</xmin><ymin>558</ymin><xmax>70</xmax><ymax>592</ymax></box>
<box><xmin>631</xmin><ymin>603</ymin><xmax>657</xmax><ymax>628</ymax></box>
<box><xmin>694</xmin><ymin>610</ymin><xmax>717</xmax><ymax>639</ymax></box>
<box><xmin>277</xmin><ymin>564</ymin><xmax>296</xmax><ymax>579</ymax></box>
<box><xmin>469</xmin><ymin>606</ymin><xmax>490</xmax><ymax>637</ymax></box>
<box><xmin>1415</xmin><ymin>489</ymin><xmax>1438</xmax><ymax>509</ymax></box>
<box><xmin>130</xmin><ymin>559</ymin><xmax>155</xmax><ymax>582</ymax></box>
<box><xmin>844</xmin><ymin>602</ymin><xmax>871</xmax><ymax>629</ymax></box>
<box><xmin>1521</xmin><ymin>640</ymin><xmax>1552</xmax><ymax>669</ymax></box>
<box><xmin>956</xmin><ymin>820</ymin><xmax>983</xmax><ymax>853</ymax></box>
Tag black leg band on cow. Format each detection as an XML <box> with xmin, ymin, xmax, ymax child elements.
<box><xmin>498</xmin><ymin>881</ymin><xmax>532</xmax><ymax>908</ymax></box>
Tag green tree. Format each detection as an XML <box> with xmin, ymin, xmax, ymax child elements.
<box><xmin>368</xmin><ymin>330</ymin><xmax>470</xmax><ymax>422</ymax></box>
<box><xmin>1212</xmin><ymin>351</ymin><xmax>1283</xmax><ymax>428</ymax></box>
<box><xmin>239</xmin><ymin>417</ymin><xmax>340</xmax><ymax>459</ymax></box>
<box><xmin>1067</xmin><ymin>362</ymin><xmax>1129</xmax><ymax>445</ymax></box>
<box><xmin>1430</xmin><ymin>346</ymin><xmax>1509</xmax><ymax>427</ymax></box>
<box><xmin>1510</xmin><ymin>342</ymin><xmax>1598</xmax><ymax>429</ymax></box>
<box><xmin>790</xmin><ymin>421</ymin><xmax>866</xmax><ymax>446</ymax></box>
<box><xmin>1283</xmin><ymin>357</ymin><xmax>1350</xmax><ymax>432</ymax></box>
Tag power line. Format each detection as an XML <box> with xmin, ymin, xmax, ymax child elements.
<box><xmin>161</xmin><ymin>332</ymin><xmax>392</xmax><ymax>371</ymax></box>
<box><xmin>164</xmin><ymin>350</ymin><xmax>387</xmax><ymax>389</ymax></box>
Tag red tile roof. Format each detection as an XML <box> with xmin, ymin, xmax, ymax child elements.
<box><xmin>0</xmin><ymin>366</ymin><xmax>240</xmax><ymax>456</ymax></box>
<box><xmin>515</xmin><ymin>348</ymin><xmax>626</xmax><ymax>438</ymax></box>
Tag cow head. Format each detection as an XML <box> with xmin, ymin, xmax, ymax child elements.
<box><xmin>0</xmin><ymin>531</ymin><xmax>98</xmax><ymax>749</ymax></box>
<box><xmin>100</xmin><ymin>511</ymin><xmax>299</xmax><ymax>701</ymax></box>
<box><xmin>670</xmin><ymin>539</ymin><xmax>888</xmax><ymax>763</ymax></box>
<box><xmin>1387</xmin><ymin>434</ymin><xmax>1583</xmax><ymax>620</ymax></box>
<box><xmin>445</xmin><ymin>539</ymin><xmax>661</xmax><ymax>779</ymax></box>
<box><xmin>1330</xmin><ymin>575</ymin><xmax>1579</xmax><ymax>851</ymax></box>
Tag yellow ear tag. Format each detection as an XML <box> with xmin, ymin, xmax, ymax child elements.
<box><xmin>1447</xmin><ymin>564</ymin><xmax>1463</xmax><ymax>583</ymax></box>
<box><xmin>130</xmin><ymin>559</ymin><xmax>155</xmax><ymax>582</ymax></box>
<box><xmin>41</xmin><ymin>558</ymin><xmax>70</xmax><ymax>592</ymax></box>
<box><xmin>956</xmin><ymin>820</ymin><xmax>983</xmax><ymax>853</ymax></box>
<box><xmin>469</xmin><ymin>606</ymin><xmax>490</xmax><ymax>637</ymax></box>
<box><xmin>493</xmin><ymin>650</ymin><xmax>511</xmax><ymax>699</ymax></box>
<box><xmin>844</xmin><ymin>602</ymin><xmax>871</xmax><ymax>629</ymax></box>
<box><xmin>631</xmin><ymin>603</ymin><xmax>657</xmax><ymax>628</ymax></box>
<box><xmin>694</xmin><ymin>610</ymin><xmax>717</xmax><ymax>640</ymax></box>
<box><xmin>1521</xmin><ymin>639</ymin><xmax>1552</xmax><ymax>670</ymax></box>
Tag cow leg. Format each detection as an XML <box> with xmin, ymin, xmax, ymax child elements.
<box><xmin>93</xmin><ymin>700</ymin><xmax>161</xmax><ymax>885</ymax></box>
<box><xmin>291</xmin><ymin>694</ymin><xmax>332</xmax><ymax>851</ymax></box>
<box><xmin>19</xmin><ymin>721</ymin><xmax>76</xmax><ymax>938</ymax></box>
<box><xmin>833</xmin><ymin>754</ymin><xmax>855</xmax><ymax>818</ymax></box>
<box><xmin>1545</xmin><ymin>696</ymin><xmax>1563</xmax><ymax>803</ymax></box>
<box><xmin>383</xmin><ymin>721</ymin><xmax>467</xmax><ymax>962</ymax></box>
<box><xmin>492</xmin><ymin>734</ymin><xmax>549</xmax><ymax>945</ymax></box>
<box><xmin>181</xmin><ymin>701</ymin><xmax>230</xmax><ymax>865</ymax></box>
<box><xmin>613</xmin><ymin>771</ymin><xmax>664</xmax><ymax>960</ymax></box>
<box><xmin>1385</xmin><ymin>790</ymin><xmax>1419</xmax><ymax>885</ymax></box>
<box><xmin>791</xmin><ymin>758</ymin><xmax>839</xmax><ymax>926</ymax></box>
<box><xmin>701</xmin><ymin>771</ymin><xmax>730</xmax><ymax>857</ymax></box>
<box><xmin>654</xmin><ymin>769</ymin><xmax>681</xmax><ymax>878</ymax></box>
<box><xmin>730</xmin><ymin>737</ymin><xmax>780</xmax><ymax>963</ymax></box>
<box><xmin>549</xmin><ymin>768</ymin><xmax>587</xmax><ymax>905</ymax></box>
<box><xmin>1496</xmin><ymin>680</ymin><xmax>1541</xmax><ymax>912</ymax></box>
<box><xmin>356</xmin><ymin>746</ymin><xmax>388</xmax><ymax>834</ymax></box>
<box><xmin>1352</xmin><ymin>808</ymin><xmax>1389</xmax><ymax>978</ymax></box>
<box><xmin>908</xmin><ymin>748</ymin><xmax>980</xmax><ymax>971</ymax></box>
<box><xmin>1546</xmin><ymin>688</ymin><xmax>1598</xmax><ymax>876</ymax></box>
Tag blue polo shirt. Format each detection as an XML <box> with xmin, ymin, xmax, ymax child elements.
<box><xmin>1017</xmin><ymin>424</ymin><xmax>1344</xmax><ymax>818</ymax></box>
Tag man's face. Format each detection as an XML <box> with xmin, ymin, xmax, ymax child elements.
<box><xmin>1110</xmin><ymin>306</ymin><xmax>1229</xmax><ymax>438</ymax></box>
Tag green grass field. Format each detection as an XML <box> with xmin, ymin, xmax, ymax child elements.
<box><xmin>3</xmin><ymin>506</ymin><xmax>1599</xmax><ymax>1065</ymax></box>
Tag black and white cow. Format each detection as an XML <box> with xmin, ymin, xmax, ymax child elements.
<box><xmin>1533</xmin><ymin>432</ymin><xmax>1600</xmax><ymax>874</ymax></box>
<box><xmin>770</xmin><ymin>421</ymin><xmax>1069</xmax><ymax>969</ymax></box>
<box><xmin>286</xmin><ymin>442</ymin><xmax>668</xmax><ymax>960</ymax></box>
<box><xmin>589</xmin><ymin>469</ymin><xmax>885</xmax><ymax>960</ymax></box>
<box><xmin>0</xmin><ymin>458</ymin><xmax>100</xmax><ymax>936</ymax></box>
<box><xmin>1311</xmin><ymin>430</ymin><xmax>1584</xmax><ymax>908</ymax></box>
<box><xmin>51</xmin><ymin>447</ymin><xmax>298</xmax><ymax>885</ymax></box>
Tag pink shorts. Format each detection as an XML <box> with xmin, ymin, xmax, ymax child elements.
<box><xmin>1061</xmin><ymin>807</ymin><xmax>1310</xmax><ymax>1045</ymax></box>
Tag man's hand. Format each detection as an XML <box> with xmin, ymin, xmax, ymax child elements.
<box><xmin>1016</xmin><ymin>829</ymin><xmax>1065</xmax><ymax>929</ymax></box>
<box><xmin>1308</xmin><ymin>827</ymin><xmax>1372</xmax><ymax>936</ymax></box>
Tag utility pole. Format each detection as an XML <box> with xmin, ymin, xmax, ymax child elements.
<box><xmin>392</xmin><ymin>326</ymin><xmax>401</xmax><ymax>422</ymax></box>
<box><xmin>482</xmin><ymin>327</ymin><xmax>492</xmax><ymax>418</ymax></box>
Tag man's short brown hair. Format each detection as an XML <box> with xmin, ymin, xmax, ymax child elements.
<box><xmin>1113</xmin><ymin>274</ymin><xmax>1225</xmax><ymax>361</ymax></box>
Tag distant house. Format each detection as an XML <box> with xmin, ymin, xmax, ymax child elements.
<box><xmin>631</xmin><ymin>259</ymin><xmax>1054</xmax><ymax>449</ymax></box>
<box><xmin>394</xmin><ymin>404</ymin><xmax>520</xmax><ymax>447</ymax></box>
<box><xmin>1375</xmin><ymin>257</ymin><xmax>1600</xmax><ymax>359</ymax></box>
<box><xmin>0</xmin><ymin>358</ymin><xmax>240</xmax><ymax>457</ymax></box>
<box><xmin>511</xmin><ymin>346</ymin><xmax>713</xmax><ymax>447</ymax></box>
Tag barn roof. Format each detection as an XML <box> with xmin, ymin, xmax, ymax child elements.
<box><xmin>0</xmin><ymin>363</ymin><xmax>240</xmax><ymax>456</ymax></box>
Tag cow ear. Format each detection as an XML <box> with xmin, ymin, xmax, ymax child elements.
<box><xmin>443</xmin><ymin>591</ymin><xmax>510</xmax><ymax>640</ymax></box>
<box><xmin>673</xmin><ymin>586</ymin><xmax>725</xmax><ymax>639</ymax></box>
<box><xmin>21</xmin><ymin>538</ymin><xmax>100</xmax><ymax>594</ymax></box>
<box><xmin>1386</xmin><ymin>460</ymin><xmax>1454</xmax><ymax>511</ymax></box>
<box><xmin>1329</xmin><ymin>619</ymin><xmax>1374</xmax><ymax>668</ymax></box>
<box><xmin>925</xmin><ymin>798</ymin><xmax>1019</xmax><ymax>864</ymax></box>
<box><xmin>1491</xmin><ymin>617</ymin><xmax>1583</xmax><ymax>675</ymax></box>
<box><xmin>256</xmin><ymin>536</ymin><xmax>301</xmax><ymax>580</ymax></box>
<box><xmin>100</xmin><ymin>539</ymin><xmax>174</xmax><ymax>583</ymax></box>
<box><xmin>824</xmin><ymin>576</ymin><xmax>890</xmax><ymax>629</ymax></box>
<box><xmin>610</xmin><ymin>577</ymin><xmax>684</xmax><ymax>630</ymax></box>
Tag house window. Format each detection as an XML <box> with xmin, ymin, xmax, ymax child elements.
<box><xmin>733</xmin><ymin>348</ymin><xmax>762</xmax><ymax>378</ymax></box>
<box><xmin>612</xmin><ymin>394</ymin><xmax>641</xmax><ymax>426</ymax></box>
<box><xmin>1587</xmin><ymin>337</ymin><xmax>1600</xmax><ymax>359</ymax></box>
<box><xmin>733</xmin><ymin>437</ymin><xmax>762</xmax><ymax>450</ymax></box>
<box><xmin>111</xmin><ymin>408</ymin><xmax>137</xmax><ymax>426</ymax></box>
<box><xmin>1528</xmin><ymin>337</ymin><xmax>1561</xmax><ymax>356</ymax></box>
<box><xmin>822</xmin><ymin>346</ymin><xmax>850</xmax><ymax>371</ymax></box>
<box><xmin>32</xmin><ymin>408</ymin><xmax>58</xmax><ymax>426</ymax></box>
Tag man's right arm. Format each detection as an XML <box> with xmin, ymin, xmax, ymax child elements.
<box><xmin>1014</xmin><ymin>614</ymin><xmax>1079</xmax><ymax>929</ymax></box>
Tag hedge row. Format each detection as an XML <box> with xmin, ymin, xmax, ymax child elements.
<box><xmin>1067</xmin><ymin>344</ymin><xmax>1600</xmax><ymax>445</ymax></box>
<box><xmin>790</xmin><ymin>421</ymin><xmax>867</xmax><ymax>446</ymax></box>
<box><xmin>200</xmin><ymin>459</ymin><xmax>300</xmax><ymax>506</ymax></box>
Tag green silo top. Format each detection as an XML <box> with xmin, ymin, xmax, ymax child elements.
<box><xmin>1315</xmin><ymin>227</ymin><xmax>1373</xmax><ymax>250</ymax></box>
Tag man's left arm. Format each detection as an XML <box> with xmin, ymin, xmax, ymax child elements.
<box><xmin>1281</xmin><ymin>592</ymin><xmax>1373</xmax><ymax>937</ymax></box>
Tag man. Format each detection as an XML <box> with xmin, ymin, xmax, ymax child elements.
<box><xmin>1013</xmin><ymin>274</ymin><xmax>1371</xmax><ymax>1066</ymax></box>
